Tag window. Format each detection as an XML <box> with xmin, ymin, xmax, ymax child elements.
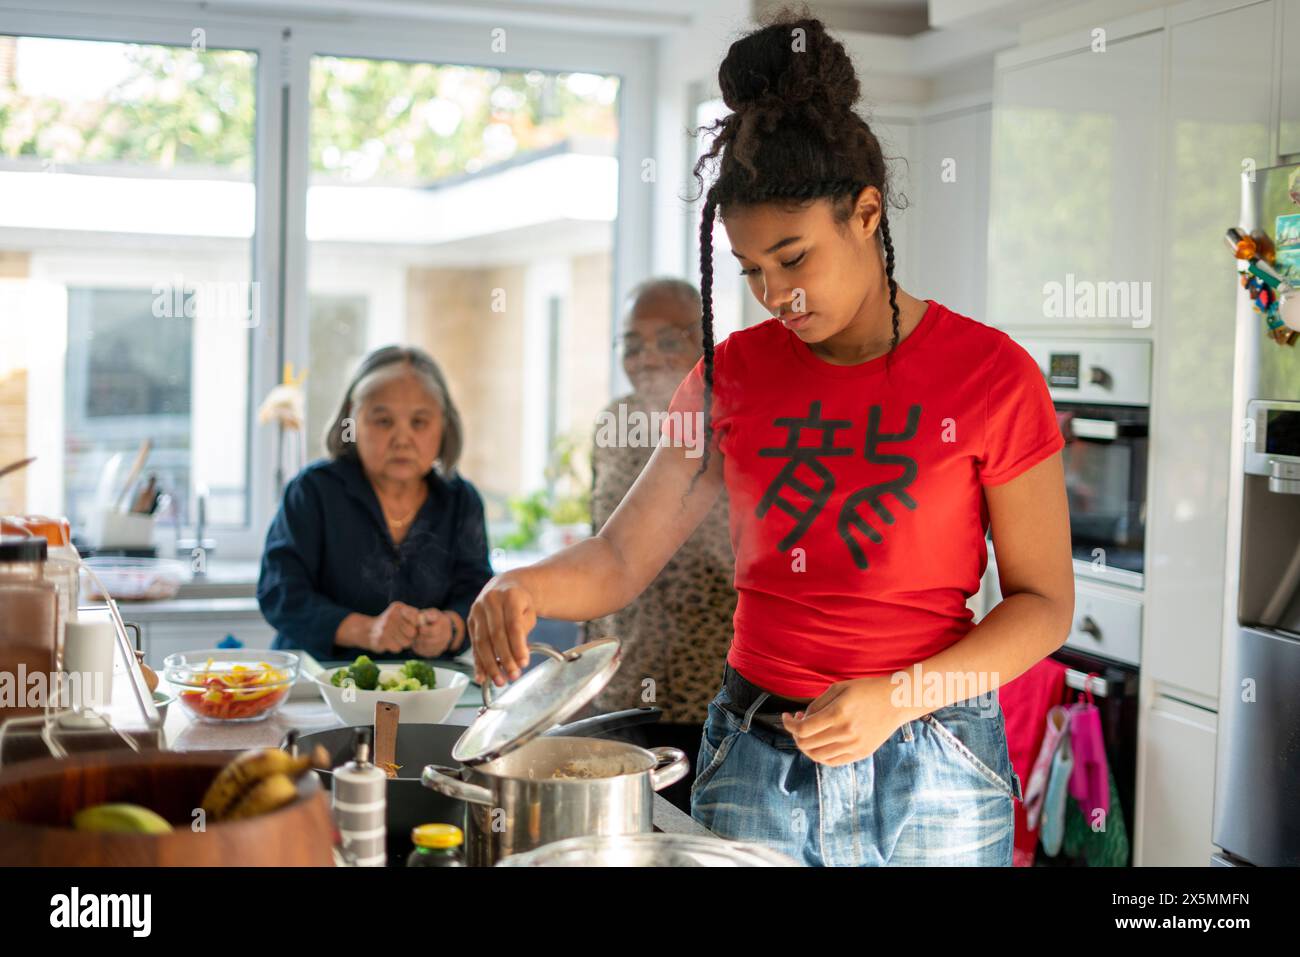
<box><xmin>305</xmin><ymin>56</ymin><xmax>620</xmax><ymax>549</ymax></box>
<box><xmin>0</xmin><ymin>12</ymin><xmax>651</xmax><ymax>560</ymax></box>
<box><xmin>0</xmin><ymin>33</ymin><xmax>257</xmax><ymax>540</ymax></box>
<box><xmin>64</xmin><ymin>287</ymin><xmax>194</xmax><ymax>527</ymax></box>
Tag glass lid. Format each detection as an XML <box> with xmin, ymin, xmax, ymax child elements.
<box><xmin>494</xmin><ymin>833</ymin><xmax>802</xmax><ymax>867</ymax></box>
<box><xmin>452</xmin><ymin>639</ymin><xmax>621</xmax><ymax>766</ymax></box>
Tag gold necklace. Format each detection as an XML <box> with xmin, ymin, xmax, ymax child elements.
<box><xmin>381</xmin><ymin>492</ymin><xmax>424</xmax><ymax>528</ymax></box>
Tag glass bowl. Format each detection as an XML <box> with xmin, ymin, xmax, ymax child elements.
<box><xmin>163</xmin><ymin>650</ymin><xmax>299</xmax><ymax>723</ymax></box>
<box><xmin>81</xmin><ymin>557</ymin><xmax>187</xmax><ymax>601</ymax></box>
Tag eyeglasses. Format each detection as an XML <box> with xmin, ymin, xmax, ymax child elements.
<box><xmin>614</xmin><ymin>328</ymin><xmax>697</xmax><ymax>360</ymax></box>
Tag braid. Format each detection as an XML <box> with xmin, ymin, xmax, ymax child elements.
<box><xmin>742</xmin><ymin>179</ymin><xmax>863</xmax><ymax>204</ymax></box>
<box><xmin>685</xmin><ymin>198</ymin><xmax>719</xmax><ymax>501</ymax></box>
<box><xmin>879</xmin><ymin>208</ymin><xmax>900</xmax><ymax>371</ymax></box>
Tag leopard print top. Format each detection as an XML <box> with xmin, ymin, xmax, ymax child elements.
<box><xmin>583</xmin><ymin>392</ymin><xmax>737</xmax><ymax>724</ymax></box>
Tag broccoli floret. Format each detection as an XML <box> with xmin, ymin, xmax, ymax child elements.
<box><xmin>347</xmin><ymin>655</ymin><xmax>380</xmax><ymax>691</ymax></box>
<box><xmin>330</xmin><ymin>667</ymin><xmax>348</xmax><ymax>687</ymax></box>
<box><xmin>400</xmin><ymin>659</ymin><xmax>437</xmax><ymax>689</ymax></box>
<box><xmin>377</xmin><ymin>674</ymin><xmax>424</xmax><ymax>692</ymax></box>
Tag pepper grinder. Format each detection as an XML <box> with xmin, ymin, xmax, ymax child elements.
<box><xmin>333</xmin><ymin>727</ymin><xmax>387</xmax><ymax>867</ymax></box>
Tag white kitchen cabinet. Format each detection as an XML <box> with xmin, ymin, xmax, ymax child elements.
<box><xmin>915</xmin><ymin>106</ymin><xmax>993</xmax><ymax>321</ymax></box>
<box><xmin>1280</xmin><ymin>0</ymin><xmax>1300</xmax><ymax>156</ymax></box>
<box><xmin>1135</xmin><ymin>691</ymin><xmax>1218</xmax><ymax>865</ymax></box>
<box><xmin>119</xmin><ymin>599</ymin><xmax>277</xmax><ymax>669</ymax></box>
<box><xmin>143</xmin><ymin>621</ymin><xmax>277</xmax><ymax>670</ymax></box>
<box><xmin>1144</xmin><ymin>0</ymin><xmax>1275</xmax><ymax>702</ymax></box>
<box><xmin>987</xmin><ymin>31</ymin><xmax>1163</xmax><ymax>330</ymax></box>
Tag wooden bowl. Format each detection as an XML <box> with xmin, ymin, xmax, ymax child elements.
<box><xmin>0</xmin><ymin>750</ymin><xmax>336</xmax><ymax>866</ymax></box>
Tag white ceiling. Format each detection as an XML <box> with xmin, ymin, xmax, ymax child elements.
<box><xmin>162</xmin><ymin>0</ymin><xmax>1084</xmax><ymax>36</ymax></box>
<box><xmin>6</xmin><ymin>0</ymin><xmax>1091</xmax><ymax>69</ymax></box>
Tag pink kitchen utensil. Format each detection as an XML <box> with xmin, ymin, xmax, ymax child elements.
<box><xmin>1067</xmin><ymin>674</ymin><xmax>1110</xmax><ymax>822</ymax></box>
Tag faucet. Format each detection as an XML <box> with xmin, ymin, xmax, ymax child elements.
<box><xmin>176</xmin><ymin>486</ymin><xmax>216</xmax><ymax>575</ymax></box>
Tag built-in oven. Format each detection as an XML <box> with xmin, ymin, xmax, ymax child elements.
<box><xmin>977</xmin><ymin>337</ymin><xmax>1151</xmax><ymax>867</ymax></box>
<box><xmin>1018</xmin><ymin>339</ymin><xmax>1152</xmax><ymax>591</ymax></box>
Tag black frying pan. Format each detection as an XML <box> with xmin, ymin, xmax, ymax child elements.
<box><xmin>284</xmin><ymin>707</ymin><xmax>662</xmax><ymax>866</ymax></box>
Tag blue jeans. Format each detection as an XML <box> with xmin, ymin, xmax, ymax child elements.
<box><xmin>689</xmin><ymin>683</ymin><xmax>1023</xmax><ymax>866</ymax></box>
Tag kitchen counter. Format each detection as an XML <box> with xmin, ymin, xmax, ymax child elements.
<box><xmin>122</xmin><ymin>595</ymin><xmax>262</xmax><ymax>621</ymax></box>
<box><xmin>161</xmin><ymin>679</ymin><xmax>713</xmax><ymax>839</ymax></box>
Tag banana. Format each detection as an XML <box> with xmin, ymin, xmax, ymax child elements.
<box><xmin>200</xmin><ymin>748</ymin><xmax>313</xmax><ymax>820</ymax></box>
<box><xmin>221</xmin><ymin>772</ymin><xmax>299</xmax><ymax>821</ymax></box>
<box><xmin>73</xmin><ymin>803</ymin><xmax>174</xmax><ymax>834</ymax></box>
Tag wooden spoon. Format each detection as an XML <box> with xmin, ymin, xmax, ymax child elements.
<box><xmin>114</xmin><ymin>439</ymin><xmax>151</xmax><ymax>511</ymax></box>
<box><xmin>0</xmin><ymin>457</ymin><xmax>36</xmax><ymax>482</ymax></box>
<box><xmin>374</xmin><ymin>701</ymin><xmax>400</xmax><ymax>779</ymax></box>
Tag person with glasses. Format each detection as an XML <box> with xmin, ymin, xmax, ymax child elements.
<box><xmin>580</xmin><ymin>278</ymin><xmax>737</xmax><ymax>814</ymax></box>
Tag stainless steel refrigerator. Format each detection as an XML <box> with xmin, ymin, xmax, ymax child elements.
<box><xmin>1213</xmin><ymin>161</ymin><xmax>1300</xmax><ymax>867</ymax></box>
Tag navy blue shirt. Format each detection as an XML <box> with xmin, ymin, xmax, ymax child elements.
<box><xmin>257</xmin><ymin>455</ymin><xmax>494</xmax><ymax>661</ymax></box>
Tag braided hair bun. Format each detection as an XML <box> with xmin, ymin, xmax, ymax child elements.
<box><xmin>699</xmin><ymin>10</ymin><xmax>885</xmax><ymax>192</ymax></box>
<box><xmin>682</xmin><ymin>8</ymin><xmax>903</xmax><ymax>498</ymax></box>
<box><xmin>719</xmin><ymin>16</ymin><xmax>860</xmax><ymax>127</ymax></box>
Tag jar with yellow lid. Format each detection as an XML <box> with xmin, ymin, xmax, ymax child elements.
<box><xmin>407</xmin><ymin>823</ymin><xmax>465</xmax><ymax>867</ymax></box>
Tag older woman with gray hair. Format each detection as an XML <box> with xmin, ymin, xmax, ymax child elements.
<box><xmin>258</xmin><ymin>345</ymin><xmax>493</xmax><ymax>661</ymax></box>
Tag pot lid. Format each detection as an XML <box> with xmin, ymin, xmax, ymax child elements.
<box><xmin>493</xmin><ymin>833</ymin><xmax>801</xmax><ymax>867</ymax></box>
<box><xmin>452</xmin><ymin>639</ymin><xmax>621</xmax><ymax>766</ymax></box>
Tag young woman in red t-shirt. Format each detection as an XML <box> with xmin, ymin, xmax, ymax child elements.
<box><xmin>468</xmin><ymin>13</ymin><xmax>1073</xmax><ymax>866</ymax></box>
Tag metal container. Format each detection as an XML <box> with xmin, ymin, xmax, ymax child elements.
<box><xmin>421</xmin><ymin>639</ymin><xmax>688</xmax><ymax>866</ymax></box>
<box><xmin>423</xmin><ymin>736</ymin><xmax>686</xmax><ymax>866</ymax></box>
<box><xmin>494</xmin><ymin>832</ymin><xmax>800</xmax><ymax>867</ymax></box>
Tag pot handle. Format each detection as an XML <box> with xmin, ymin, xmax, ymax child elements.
<box><xmin>647</xmin><ymin>747</ymin><xmax>689</xmax><ymax>792</ymax></box>
<box><xmin>422</xmin><ymin>764</ymin><xmax>495</xmax><ymax>806</ymax></box>
<box><xmin>545</xmin><ymin>706</ymin><xmax>661</xmax><ymax>739</ymax></box>
<box><xmin>481</xmin><ymin>642</ymin><xmax>566</xmax><ymax>709</ymax></box>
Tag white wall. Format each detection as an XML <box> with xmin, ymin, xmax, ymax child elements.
<box><xmin>650</xmin><ymin>0</ymin><xmax>753</xmax><ymax>282</ymax></box>
<box><xmin>913</xmin><ymin>104</ymin><xmax>994</xmax><ymax>320</ymax></box>
<box><xmin>651</xmin><ymin>12</ymin><xmax>999</xmax><ymax>328</ymax></box>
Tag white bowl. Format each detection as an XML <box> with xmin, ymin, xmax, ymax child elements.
<box><xmin>311</xmin><ymin>664</ymin><xmax>469</xmax><ymax>725</ymax></box>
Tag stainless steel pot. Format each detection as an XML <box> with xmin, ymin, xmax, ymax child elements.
<box><xmin>421</xmin><ymin>639</ymin><xmax>689</xmax><ymax>867</ymax></box>
<box><xmin>494</xmin><ymin>832</ymin><xmax>801</xmax><ymax>867</ymax></box>
<box><xmin>423</xmin><ymin>736</ymin><xmax>687</xmax><ymax>867</ymax></box>
<box><xmin>285</xmin><ymin>707</ymin><xmax>662</xmax><ymax>867</ymax></box>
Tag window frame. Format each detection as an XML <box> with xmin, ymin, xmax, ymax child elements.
<box><xmin>0</xmin><ymin>8</ymin><xmax>283</xmax><ymax>559</ymax></box>
<box><xmin>0</xmin><ymin>2</ymin><xmax>655</xmax><ymax>560</ymax></box>
<box><xmin>286</xmin><ymin>21</ymin><xmax>653</xmax><ymax>502</ymax></box>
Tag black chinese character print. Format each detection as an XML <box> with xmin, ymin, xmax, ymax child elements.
<box><xmin>755</xmin><ymin>400</ymin><xmax>853</xmax><ymax>550</ymax></box>
<box><xmin>756</xmin><ymin>401</ymin><xmax>922</xmax><ymax>569</ymax></box>
<box><xmin>837</xmin><ymin>404</ymin><xmax>921</xmax><ymax>569</ymax></box>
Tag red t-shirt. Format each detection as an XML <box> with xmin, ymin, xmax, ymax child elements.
<box><xmin>660</xmin><ymin>299</ymin><xmax>1064</xmax><ymax>699</ymax></box>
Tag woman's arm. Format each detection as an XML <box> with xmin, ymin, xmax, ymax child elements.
<box><xmin>470</xmin><ymin>435</ymin><xmax>725</xmax><ymax>684</ymax></box>
<box><xmin>781</xmin><ymin>451</ymin><xmax>1074</xmax><ymax>765</ymax></box>
<box><xmin>891</xmin><ymin>330</ymin><xmax>1072</xmax><ymax>715</ymax></box>
<box><xmin>896</xmin><ymin>451</ymin><xmax>1074</xmax><ymax>720</ymax></box>
<box><xmin>256</xmin><ymin>475</ymin><xmax>358</xmax><ymax>660</ymax></box>
<box><xmin>515</xmin><ymin>438</ymin><xmax>721</xmax><ymax>618</ymax></box>
<box><xmin>581</xmin><ymin>402</ymin><xmax>632</xmax><ymax>646</ymax></box>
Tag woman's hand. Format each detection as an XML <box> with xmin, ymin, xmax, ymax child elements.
<box><xmin>411</xmin><ymin>608</ymin><xmax>466</xmax><ymax>658</ymax></box>
<box><xmin>365</xmin><ymin>601</ymin><xmax>420</xmax><ymax>654</ymax></box>
<box><xmin>780</xmin><ymin>676</ymin><xmax>912</xmax><ymax>767</ymax></box>
<box><xmin>467</xmin><ymin>573</ymin><xmax>537</xmax><ymax>687</ymax></box>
